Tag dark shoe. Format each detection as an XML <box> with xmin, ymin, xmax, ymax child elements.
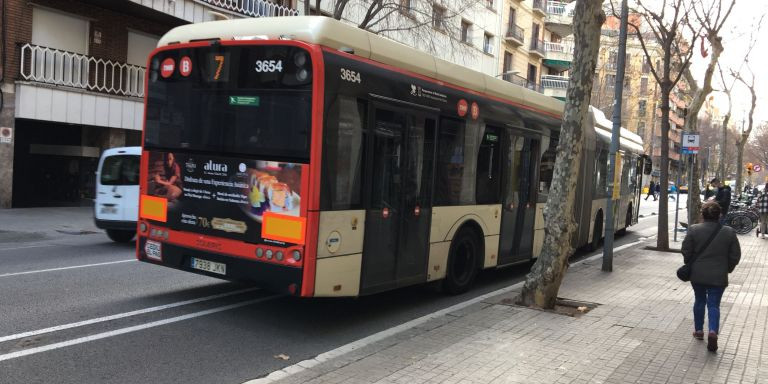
<box><xmin>693</xmin><ymin>331</ymin><xmax>704</xmax><ymax>340</ymax></box>
<box><xmin>707</xmin><ymin>332</ymin><xmax>718</xmax><ymax>352</ymax></box>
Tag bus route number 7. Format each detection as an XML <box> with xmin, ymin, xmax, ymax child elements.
<box><xmin>213</xmin><ymin>55</ymin><xmax>225</xmax><ymax>81</ymax></box>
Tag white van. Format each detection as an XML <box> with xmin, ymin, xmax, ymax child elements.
<box><xmin>94</xmin><ymin>146</ymin><xmax>141</xmax><ymax>242</ymax></box>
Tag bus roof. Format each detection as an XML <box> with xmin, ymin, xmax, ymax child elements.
<box><xmin>157</xmin><ymin>16</ymin><xmax>643</xmax><ymax>152</ymax></box>
<box><xmin>158</xmin><ymin>16</ymin><xmax>563</xmax><ymax>116</ymax></box>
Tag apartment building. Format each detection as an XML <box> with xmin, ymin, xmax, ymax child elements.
<box><xmin>591</xmin><ymin>15</ymin><xmax>689</xmax><ymax>181</ymax></box>
<box><xmin>498</xmin><ymin>0</ymin><xmax>574</xmax><ymax>100</ymax></box>
<box><xmin>0</xmin><ymin>0</ymin><xmax>297</xmax><ymax>208</ymax></box>
<box><xmin>304</xmin><ymin>0</ymin><xmax>504</xmax><ymax>77</ymax></box>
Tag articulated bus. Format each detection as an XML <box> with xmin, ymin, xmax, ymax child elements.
<box><xmin>137</xmin><ymin>17</ymin><xmax>646</xmax><ymax>297</ymax></box>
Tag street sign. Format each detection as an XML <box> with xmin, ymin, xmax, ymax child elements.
<box><xmin>754</xmin><ymin>164</ymin><xmax>762</xmax><ymax>173</ymax></box>
<box><xmin>682</xmin><ymin>132</ymin><xmax>700</xmax><ymax>154</ymax></box>
<box><xmin>0</xmin><ymin>127</ymin><xmax>12</xmax><ymax>144</ymax></box>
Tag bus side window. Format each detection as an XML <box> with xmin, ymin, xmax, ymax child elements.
<box><xmin>435</xmin><ymin>118</ymin><xmax>479</xmax><ymax>205</ymax></box>
<box><xmin>476</xmin><ymin>126</ymin><xmax>501</xmax><ymax>204</ymax></box>
<box><xmin>537</xmin><ymin>135</ymin><xmax>558</xmax><ymax>203</ymax></box>
<box><xmin>595</xmin><ymin>147</ymin><xmax>609</xmax><ymax>197</ymax></box>
<box><xmin>321</xmin><ymin>96</ymin><xmax>366</xmax><ymax>210</ymax></box>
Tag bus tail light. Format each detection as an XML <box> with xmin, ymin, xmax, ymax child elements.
<box><xmin>275</xmin><ymin>251</ymin><xmax>284</xmax><ymax>261</ymax></box>
<box><xmin>139</xmin><ymin>221</ymin><xmax>148</xmax><ymax>234</ymax></box>
<box><xmin>291</xmin><ymin>250</ymin><xmax>302</xmax><ymax>262</ymax></box>
<box><xmin>256</xmin><ymin>248</ymin><xmax>264</xmax><ymax>258</ymax></box>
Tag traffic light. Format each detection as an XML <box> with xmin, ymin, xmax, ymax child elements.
<box><xmin>747</xmin><ymin>162</ymin><xmax>754</xmax><ymax>176</ymax></box>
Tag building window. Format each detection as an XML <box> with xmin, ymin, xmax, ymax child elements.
<box><xmin>527</xmin><ymin>64</ymin><xmax>537</xmax><ymax>86</ymax></box>
<box><xmin>640</xmin><ymin>77</ymin><xmax>648</xmax><ymax>93</ymax></box>
<box><xmin>483</xmin><ymin>33</ymin><xmax>494</xmax><ymax>55</ymax></box>
<box><xmin>461</xmin><ymin>20</ymin><xmax>472</xmax><ymax>44</ymax></box>
<box><xmin>642</xmin><ymin>57</ymin><xmax>651</xmax><ymax>74</ymax></box>
<box><xmin>433</xmin><ymin>5</ymin><xmax>446</xmax><ymax>31</ymax></box>
<box><xmin>502</xmin><ymin>51</ymin><xmax>513</xmax><ymax>81</ymax></box>
<box><xmin>637</xmin><ymin>121</ymin><xmax>646</xmax><ymax>138</ymax></box>
<box><xmin>400</xmin><ymin>0</ymin><xmax>412</xmax><ymax>13</ymax></box>
<box><xmin>608</xmin><ymin>51</ymin><xmax>618</xmax><ymax>70</ymax></box>
<box><xmin>623</xmin><ymin>77</ymin><xmax>631</xmax><ymax>91</ymax></box>
<box><xmin>606</xmin><ymin>74</ymin><xmax>616</xmax><ymax>88</ymax></box>
<box><xmin>638</xmin><ymin>100</ymin><xmax>647</xmax><ymax>116</ymax></box>
<box><xmin>486</xmin><ymin>0</ymin><xmax>494</xmax><ymax>10</ymax></box>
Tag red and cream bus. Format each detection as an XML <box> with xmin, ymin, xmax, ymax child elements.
<box><xmin>137</xmin><ymin>17</ymin><xmax>646</xmax><ymax>297</ymax></box>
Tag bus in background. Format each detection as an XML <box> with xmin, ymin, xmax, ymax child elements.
<box><xmin>137</xmin><ymin>17</ymin><xmax>647</xmax><ymax>297</ymax></box>
<box><xmin>95</xmin><ymin>146</ymin><xmax>141</xmax><ymax>242</ymax></box>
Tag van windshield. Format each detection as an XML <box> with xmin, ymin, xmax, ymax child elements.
<box><xmin>101</xmin><ymin>155</ymin><xmax>140</xmax><ymax>186</ymax></box>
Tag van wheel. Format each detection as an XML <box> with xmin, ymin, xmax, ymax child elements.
<box><xmin>590</xmin><ymin>213</ymin><xmax>603</xmax><ymax>251</ymax></box>
<box><xmin>443</xmin><ymin>228</ymin><xmax>481</xmax><ymax>295</ymax></box>
<box><xmin>107</xmin><ymin>229</ymin><xmax>136</xmax><ymax>243</ymax></box>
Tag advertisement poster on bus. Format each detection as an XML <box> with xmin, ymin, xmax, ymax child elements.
<box><xmin>146</xmin><ymin>151</ymin><xmax>303</xmax><ymax>244</ymax></box>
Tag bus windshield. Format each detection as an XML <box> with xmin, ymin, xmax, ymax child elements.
<box><xmin>144</xmin><ymin>45</ymin><xmax>313</xmax><ymax>160</ymax></box>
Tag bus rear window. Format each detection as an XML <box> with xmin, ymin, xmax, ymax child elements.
<box><xmin>100</xmin><ymin>155</ymin><xmax>140</xmax><ymax>186</ymax></box>
<box><xmin>144</xmin><ymin>45</ymin><xmax>312</xmax><ymax>160</ymax></box>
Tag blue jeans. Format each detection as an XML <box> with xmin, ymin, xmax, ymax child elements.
<box><xmin>692</xmin><ymin>284</ymin><xmax>726</xmax><ymax>334</ymax></box>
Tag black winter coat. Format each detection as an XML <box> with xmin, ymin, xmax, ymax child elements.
<box><xmin>681</xmin><ymin>222</ymin><xmax>741</xmax><ymax>287</ymax></box>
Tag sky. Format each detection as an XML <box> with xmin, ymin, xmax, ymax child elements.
<box><xmin>687</xmin><ymin>0</ymin><xmax>768</xmax><ymax>126</ymax></box>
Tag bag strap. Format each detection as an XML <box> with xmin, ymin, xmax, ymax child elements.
<box><xmin>690</xmin><ymin>224</ymin><xmax>722</xmax><ymax>264</ymax></box>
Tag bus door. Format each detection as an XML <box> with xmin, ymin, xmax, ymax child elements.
<box><xmin>361</xmin><ymin>106</ymin><xmax>436</xmax><ymax>292</ymax></box>
<box><xmin>498</xmin><ymin>132</ymin><xmax>538</xmax><ymax>265</ymax></box>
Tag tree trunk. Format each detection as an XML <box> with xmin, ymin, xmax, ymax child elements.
<box><xmin>516</xmin><ymin>0</ymin><xmax>604</xmax><ymax>309</ymax></box>
<box><xmin>719</xmin><ymin>108</ymin><xmax>730</xmax><ymax>180</ymax></box>
<box><xmin>683</xmin><ymin>35</ymin><xmax>724</xmax><ymax>224</ymax></box>
<box><xmin>736</xmin><ymin>139</ymin><xmax>745</xmax><ymax>192</ymax></box>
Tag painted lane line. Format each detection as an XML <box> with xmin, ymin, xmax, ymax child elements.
<box><xmin>244</xmin><ymin>240</ymin><xmax>649</xmax><ymax>384</ymax></box>
<box><xmin>0</xmin><ymin>287</ymin><xmax>261</xmax><ymax>343</ymax></box>
<box><xmin>0</xmin><ymin>244</ymin><xmax>56</xmax><ymax>252</ymax></box>
<box><xmin>0</xmin><ymin>295</ymin><xmax>280</xmax><ymax>363</ymax></box>
<box><xmin>0</xmin><ymin>260</ymin><xmax>136</xmax><ymax>278</ymax></box>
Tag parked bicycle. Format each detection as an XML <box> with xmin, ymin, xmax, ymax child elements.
<box><xmin>723</xmin><ymin>194</ymin><xmax>759</xmax><ymax>235</ymax></box>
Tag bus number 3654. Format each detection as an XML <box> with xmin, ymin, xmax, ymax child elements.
<box><xmin>255</xmin><ymin>60</ymin><xmax>283</xmax><ymax>73</ymax></box>
<box><xmin>340</xmin><ymin>68</ymin><xmax>362</xmax><ymax>83</ymax></box>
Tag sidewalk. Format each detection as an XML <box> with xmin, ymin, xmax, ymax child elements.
<box><xmin>0</xmin><ymin>206</ymin><xmax>98</xmax><ymax>243</ymax></box>
<box><xmin>250</xmin><ymin>234</ymin><xmax>768</xmax><ymax>384</ymax></box>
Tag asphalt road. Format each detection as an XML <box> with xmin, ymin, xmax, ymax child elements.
<box><xmin>0</xmin><ymin>206</ymin><xmax>682</xmax><ymax>384</ymax></box>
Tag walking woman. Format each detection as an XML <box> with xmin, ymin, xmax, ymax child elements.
<box><xmin>681</xmin><ymin>202</ymin><xmax>741</xmax><ymax>352</ymax></box>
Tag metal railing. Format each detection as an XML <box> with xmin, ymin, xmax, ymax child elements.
<box><xmin>543</xmin><ymin>41</ymin><xmax>573</xmax><ymax>54</ymax></box>
<box><xmin>20</xmin><ymin>43</ymin><xmax>145</xmax><ymax>98</ymax></box>
<box><xmin>541</xmin><ymin>75</ymin><xmax>569</xmax><ymax>89</ymax></box>
<box><xmin>529</xmin><ymin>39</ymin><xmax>546</xmax><ymax>56</ymax></box>
<box><xmin>546</xmin><ymin>1</ymin><xmax>575</xmax><ymax>16</ymax></box>
<box><xmin>202</xmin><ymin>0</ymin><xmax>299</xmax><ymax>17</ymax></box>
<box><xmin>505</xmin><ymin>24</ymin><xmax>524</xmax><ymax>43</ymax></box>
<box><xmin>532</xmin><ymin>0</ymin><xmax>546</xmax><ymax>13</ymax></box>
<box><xmin>502</xmin><ymin>73</ymin><xmax>543</xmax><ymax>93</ymax></box>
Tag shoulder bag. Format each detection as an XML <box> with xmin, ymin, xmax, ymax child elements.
<box><xmin>677</xmin><ymin>224</ymin><xmax>722</xmax><ymax>282</ymax></box>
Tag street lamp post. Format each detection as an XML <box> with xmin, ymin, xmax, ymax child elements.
<box><xmin>603</xmin><ymin>0</ymin><xmax>629</xmax><ymax>272</ymax></box>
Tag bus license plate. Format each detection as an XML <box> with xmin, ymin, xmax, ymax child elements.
<box><xmin>190</xmin><ymin>257</ymin><xmax>226</xmax><ymax>275</ymax></box>
<box><xmin>144</xmin><ymin>240</ymin><xmax>162</xmax><ymax>261</ymax></box>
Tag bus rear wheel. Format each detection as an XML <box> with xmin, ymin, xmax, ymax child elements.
<box><xmin>590</xmin><ymin>213</ymin><xmax>603</xmax><ymax>251</ymax></box>
<box><xmin>107</xmin><ymin>229</ymin><xmax>136</xmax><ymax>243</ymax></box>
<box><xmin>443</xmin><ymin>228</ymin><xmax>481</xmax><ymax>295</ymax></box>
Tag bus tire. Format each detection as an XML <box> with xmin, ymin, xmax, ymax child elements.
<box><xmin>590</xmin><ymin>212</ymin><xmax>603</xmax><ymax>251</ymax></box>
<box><xmin>617</xmin><ymin>205</ymin><xmax>632</xmax><ymax>236</ymax></box>
<box><xmin>443</xmin><ymin>227</ymin><xmax>481</xmax><ymax>295</ymax></box>
<box><xmin>107</xmin><ymin>229</ymin><xmax>136</xmax><ymax>243</ymax></box>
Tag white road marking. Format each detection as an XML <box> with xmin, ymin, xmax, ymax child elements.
<box><xmin>0</xmin><ymin>295</ymin><xmax>279</xmax><ymax>363</ymax></box>
<box><xmin>0</xmin><ymin>244</ymin><xmax>56</xmax><ymax>252</ymax></box>
<box><xmin>0</xmin><ymin>260</ymin><xmax>136</xmax><ymax>278</ymax></box>
<box><xmin>244</xmin><ymin>240</ymin><xmax>648</xmax><ymax>384</ymax></box>
<box><xmin>0</xmin><ymin>287</ymin><xmax>261</xmax><ymax>343</ymax></box>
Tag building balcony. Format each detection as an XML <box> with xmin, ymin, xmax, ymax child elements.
<box><xmin>532</xmin><ymin>0</ymin><xmax>547</xmax><ymax>16</ymax></box>
<box><xmin>529</xmin><ymin>39</ymin><xmax>546</xmax><ymax>59</ymax></box>
<box><xmin>505</xmin><ymin>24</ymin><xmax>525</xmax><ymax>46</ymax></box>
<box><xmin>542</xmin><ymin>41</ymin><xmax>573</xmax><ymax>71</ymax></box>
<box><xmin>17</xmin><ymin>43</ymin><xmax>144</xmax><ymax>130</ymax></box>
<box><xmin>127</xmin><ymin>0</ymin><xmax>298</xmax><ymax>23</ymax></box>
<box><xmin>503</xmin><ymin>73</ymin><xmax>544</xmax><ymax>94</ymax></box>
<box><xmin>20</xmin><ymin>43</ymin><xmax>145</xmax><ymax>98</ymax></box>
<box><xmin>545</xmin><ymin>1</ymin><xmax>574</xmax><ymax>36</ymax></box>
<box><xmin>541</xmin><ymin>75</ymin><xmax>568</xmax><ymax>100</ymax></box>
